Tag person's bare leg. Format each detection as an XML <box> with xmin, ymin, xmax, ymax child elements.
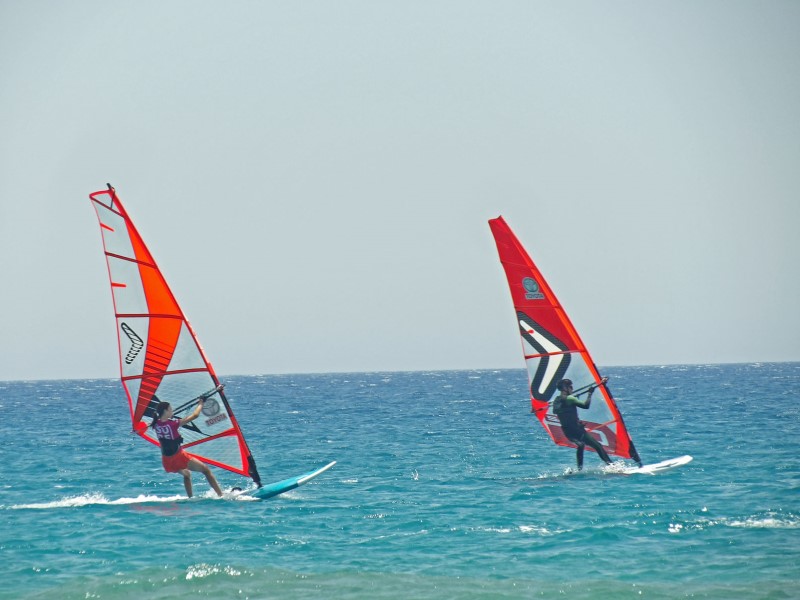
<box><xmin>187</xmin><ymin>459</ymin><xmax>222</xmax><ymax>496</ymax></box>
<box><xmin>180</xmin><ymin>469</ymin><xmax>193</xmax><ymax>497</ymax></box>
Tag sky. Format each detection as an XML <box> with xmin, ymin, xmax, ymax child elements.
<box><xmin>1</xmin><ymin>1</ymin><xmax>798</xmax><ymax>381</ymax></box>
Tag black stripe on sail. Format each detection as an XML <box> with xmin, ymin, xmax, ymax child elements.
<box><xmin>517</xmin><ymin>311</ymin><xmax>571</xmax><ymax>402</ymax></box>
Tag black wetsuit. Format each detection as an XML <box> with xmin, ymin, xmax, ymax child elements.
<box><xmin>553</xmin><ymin>394</ymin><xmax>612</xmax><ymax>469</ymax></box>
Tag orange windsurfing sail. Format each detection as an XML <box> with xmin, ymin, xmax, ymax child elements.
<box><xmin>90</xmin><ymin>184</ymin><xmax>262</xmax><ymax>485</ymax></box>
<box><xmin>489</xmin><ymin>216</ymin><xmax>641</xmax><ymax>464</ymax></box>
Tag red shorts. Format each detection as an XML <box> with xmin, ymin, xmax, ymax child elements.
<box><xmin>162</xmin><ymin>450</ymin><xmax>192</xmax><ymax>473</ymax></box>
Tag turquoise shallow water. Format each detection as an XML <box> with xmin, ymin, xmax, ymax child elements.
<box><xmin>1</xmin><ymin>363</ymin><xmax>798</xmax><ymax>599</ymax></box>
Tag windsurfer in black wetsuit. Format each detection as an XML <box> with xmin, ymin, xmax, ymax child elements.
<box><xmin>553</xmin><ymin>378</ymin><xmax>613</xmax><ymax>470</ymax></box>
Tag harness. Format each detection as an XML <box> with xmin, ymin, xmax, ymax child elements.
<box><xmin>158</xmin><ymin>436</ymin><xmax>184</xmax><ymax>457</ymax></box>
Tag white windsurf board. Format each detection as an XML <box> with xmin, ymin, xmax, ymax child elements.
<box><xmin>620</xmin><ymin>454</ymin><xmax>693</xmax><ymax>475</ymax></box>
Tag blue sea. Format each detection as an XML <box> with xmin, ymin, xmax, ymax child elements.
<box><xmin>1</xmin><ymin>363</ymin><xmax>798</xmax><ymax>599</ymax></box>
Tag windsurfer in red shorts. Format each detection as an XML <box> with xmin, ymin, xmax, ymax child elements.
<box><xmin>151</xmin><ymin>392</ymin><xmax>223</xmax><ymax>498</ymax></box>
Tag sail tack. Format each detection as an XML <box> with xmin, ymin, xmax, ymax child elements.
<box><xmin>90</xmin><ymin>186</ymin><xmax>261</xmax><ymax>484</ymax></box>
<box><xmin>489</xmin><ymin>216</ymin><xmax>640</xmax><ymax>463</ymax></box>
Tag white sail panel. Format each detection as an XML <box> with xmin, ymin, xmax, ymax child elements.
<box><xmin>96</xmin><ymin>207</ymin><xmax>136</xmax><ymax>260</ymax></box>
<box><xmin>166</xmin><ymin>323</ymin><xmax>210</xmax><ymax>373</ymax></box>
<box><xmin>188</xmin><ymin>435</ymin><xmax>245</xmax><ymax>471</ymax></box>
<box><xmin>107</xmin><ymin>257</ymin><xmax>148</xmax><ymax>315</ymax></box>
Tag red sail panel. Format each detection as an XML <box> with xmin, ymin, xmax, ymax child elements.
<box><xmin>489</xmin><ymin>216</ymin><xmax>640</xmax><ymax>462</ymax></box>
<box><xmin>89</xmin><ymin>186</ymin><xmax>261</xmax><ymax>482</ymax></box>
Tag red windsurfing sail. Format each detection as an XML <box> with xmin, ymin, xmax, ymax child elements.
<box><xmin>489</xmin><ymin>216</ymin><xmax>641</xmax><ymax>463</ymax></box>
<box><xmin>90</xmin><ymin>185</ymin><xmax>262</xmax><ymax>485</ymax></box>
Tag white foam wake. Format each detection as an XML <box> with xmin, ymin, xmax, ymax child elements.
<box><xmin>8</xmin><ymin>489</ymin><xmax>255</xmax><ymax>509</ymax></box>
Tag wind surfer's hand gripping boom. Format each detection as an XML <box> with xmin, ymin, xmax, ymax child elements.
<box><xmin>571</xmin><ymin>377</ymin><xmax>608</xmax><ymax>398</ymax></box>
<box><xmin>532</xmin><ymin>377</ymin><xmax>609</xmax><ymax>414</ymax></box>
<box><xmin>170</xmin><ymin>384</ymin><xmax>225</xmax><ymax>417</ymax></box>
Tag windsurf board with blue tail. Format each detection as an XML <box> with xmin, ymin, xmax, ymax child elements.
<box><xmin>249</xmin><ymin>461</ymin><xmax>337</xmax><ymax>500</ymax></box>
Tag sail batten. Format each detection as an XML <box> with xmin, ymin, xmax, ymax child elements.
<box><xmin>122</xmin><ymin>367</ymin><xmax>210</xmax><ymax>381</ymax></box>
<box><xmin>90</xmin><ymin>185</ymin><xmax>262</xmax><ymax>485</ymax></box>
<box><xmin>522</xmin><ymin>352</ymin><xmax>569</xmax><ymax>359</ymax></box>
<box><xmin>489</xmin><ymin>216</ymin><xmax>641</xmax><ymax>463</ymax></box>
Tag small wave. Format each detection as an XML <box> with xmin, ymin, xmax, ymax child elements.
<box><xmin>531</xmin><ymin>462</ymin><xmax>643</xmax><ymax>480</ymax></box>
<box><xmin>468</xmin><ymin>524</ymin><xmax>562</xmax><ymax>536</ymax></box>
<box><xmin>519</xmin><ymin>524</ymin><xmax>562</xmax><ymax>535</ymax></box>
<box><xmin>478</xmin><ymin>526</ymin><xmax>512</xmax><ymax>534</ymax></box>
<box><xmin>533</xmin><ymin>466</ymin><xmax>595</xmax><ymax>480</ymax></box>
<box><xmin>601</xmin><ymin>461</ymin><xmax>644</xmax><ymax>474</ymax></box>
<box><xmin>9</xmin><ymin>492</ymin><xmax>185</xmax><ymax>509</ymax></box>
<box><xmin>668</xmin><ymin>511</ymin><xmax>800</xmax><ymax>533</ymax></box>
<box><xmin>8</xmin><ymin>489</ymin><xmax>255</xmax><ymax>509</ymax></box>
<box><xmin>534</xmin><ymin>469</ymin><xmax>575</xmax><ymax>480</ymax></box>
<box><xmin>186</xmin><ymin>563</ymin><xmax>244</xmax><ymax>580</ymax></box>
<box><xmin>727</xmin><ymin>515</ymin><xmax>800</xmax><ymax>529</ymax></box>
